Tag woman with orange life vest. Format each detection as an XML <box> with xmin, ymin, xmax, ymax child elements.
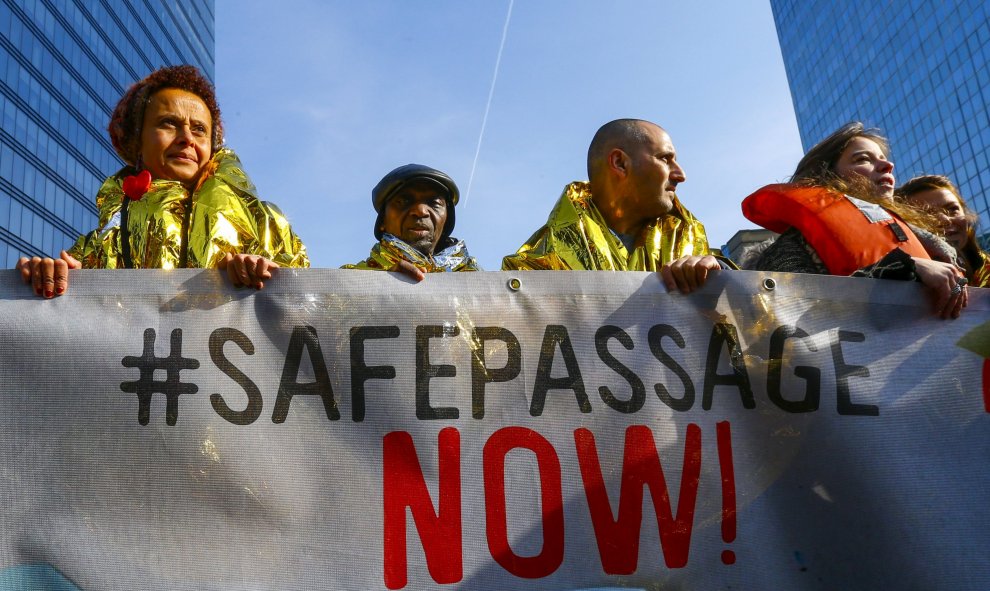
<box><xmin>895</xmin><ymin>174</ymin><xmax>990</xmax><ymax>288</ymax></box>
<box><xmin>741</xmin><ymin>122</ymin><xmax>968</xmax><ymax>319</ymax></box>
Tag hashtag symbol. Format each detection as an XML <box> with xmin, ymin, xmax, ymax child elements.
<box><xmin>120</xmin><ymin>328</ymin><xmax>200</xmax><ymax>425</ymax></box>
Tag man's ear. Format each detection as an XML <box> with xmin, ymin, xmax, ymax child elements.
<box><xmin>607</xmin><ymin>148</ymin><xmax>629</xmax><ymax>177</ymax></box>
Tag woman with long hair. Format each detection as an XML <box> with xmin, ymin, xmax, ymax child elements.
<box><xmin>742</xmin><ymin>122</ymin><xmax>967</xmax><ymax>318</ymax></box>
<box><xmin>896</xmin><ymin>174</ymin><xmax>990</xmax><ymax>287</ymax></box>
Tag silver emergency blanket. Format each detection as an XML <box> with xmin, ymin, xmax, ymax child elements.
<box><xmin>0</xmin><ymin>270</ymin><xmax>987</xmax><ymax>590</ymax></box>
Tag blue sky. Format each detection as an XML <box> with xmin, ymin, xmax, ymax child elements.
<box><xmin>216</xmin><ymin>1</ymin><xmax>803</xmax><ymax>269</ymax></box>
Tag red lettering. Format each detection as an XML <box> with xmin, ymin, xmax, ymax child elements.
<box><xmin>982</xmin><ymin>359</ymin><xmax>989</xmax><ymax>413</ymax></box>
<box><xmin>382</xmin><ymin>428</ymin><xmax>462</xmax><ymax>589</ymax></box>
<box><xmin>483</xmin><ymin>426</ymin><xmax>565</xmax><ymax>578</ymax></box>
<box><xmin>716</xmin><ymin>421</ymin><xmax>737</xmax><ymax>565</ymax></box>
<box><xmin>575</xmin><ymin>424</ymin><xmax>702</xmax><ymax>573</ymax></box>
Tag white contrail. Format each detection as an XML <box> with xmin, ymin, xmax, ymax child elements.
<box><xmin>463</xmin><ymin>0</ymin><xmax>513</xmax><ymax>205</ymax></box>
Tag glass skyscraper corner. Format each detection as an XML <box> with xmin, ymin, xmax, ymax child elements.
<box><xmin>0</xmin><ymin>0</ymin><xmax>215</xmax><ymax>268</ymax></box>
<box><xmin>770</xmin><ymin>0</ymin><xmax>990</xmax><ymax>246</ymax></box>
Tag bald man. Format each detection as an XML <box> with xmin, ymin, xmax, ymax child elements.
<box><xmin>503</xmin><ymin>118</ymin><xmax>726</xmax><ymax>292</ymax></box>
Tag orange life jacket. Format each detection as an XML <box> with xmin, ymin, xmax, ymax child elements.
<box><xmin>742</xmin><ymin>184</ymin><xmax>930</xmax><ymax>276</ymax></box>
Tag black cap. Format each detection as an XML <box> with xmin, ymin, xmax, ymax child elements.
<box><xmin>372</xmin><ymin>164</ymin><xmax>459</xmax><ymax>241</ymax></box>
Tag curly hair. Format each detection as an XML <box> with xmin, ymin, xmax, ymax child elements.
<box><xmin>108</xmin><ymin>65</ymin><xmax>223</xmax><ymax>167</ymax></box>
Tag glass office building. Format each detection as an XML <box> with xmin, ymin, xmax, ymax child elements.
<box><xmin>771</xmin><ymin>0</ymin><xmax>990</xmax><ymax>245</ymax></box>
<box><xmin>0</xmin><ymin>0</ymin><xmax>214</xmax><ymax>267</ymax></box>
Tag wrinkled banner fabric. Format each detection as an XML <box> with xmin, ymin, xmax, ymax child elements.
<box><xmin>0</xmin><ymin>270</ymin><xmax>988</xmax><ymax>591</ymax></box>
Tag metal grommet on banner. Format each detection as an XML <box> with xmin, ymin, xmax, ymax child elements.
<box><xmin>507</xmin><ymin>277</ymin><xmax>522</xmax><ymax>291</ymax></box>
<box><xmin>762</xmin><ymin>277</ymin><xmax>776</xmax><ymax>291</ymax></box>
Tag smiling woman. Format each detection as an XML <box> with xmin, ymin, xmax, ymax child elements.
<box><xmin>15</xmin><ymin>65</ymin><xmax>309</xmax><ymax>296</ymax></box>
<box><xmin>896</xmin><ymin>174</ymin><xmax>990</xmax><ymax>287</ymax></box>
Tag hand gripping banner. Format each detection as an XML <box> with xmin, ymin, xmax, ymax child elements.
<box><xmin>0</xmin><ymin>270</ymin><xmax>987</xmax><ymax>590</ymax></box>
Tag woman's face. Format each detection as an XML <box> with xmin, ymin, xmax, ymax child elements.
<box><xmin>834</xmin><ymin>137</ymin><xmax>895</xmax><ymax>198</ymax></box>
<box><xmin>139</xmin><ymin>88</ymin><xmax>212</xmax><ymax>187</ymax></box>
<box><xmin>906</xmin><ymin>188</ymin><xmax>969</xmax><ymax>249</ymax></box>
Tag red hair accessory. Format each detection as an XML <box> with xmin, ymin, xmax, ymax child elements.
<box><xmin>122</xmin><ymin>170</ymin><xmax>152</xmax><ymax>201</ymax></box>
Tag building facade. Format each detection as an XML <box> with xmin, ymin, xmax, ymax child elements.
<box><xmin>0</xmin><ymin>0</ymin><xmax>214</xmax><ymax>267</ymax></box>
<box><xmin>771</xmin><ymin>0</ymin><xmax>990</xmax><ymax>245</ymax></box>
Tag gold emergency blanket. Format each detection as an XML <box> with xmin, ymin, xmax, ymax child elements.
<box><xmin>972</xmin><ymin>250</ymin><xmax>990</xmax><ymax>288</ymax></box>
<box><xmin>343</xmin><ymin>233</ymin><xmax>481</xmax><ymax>272</ymax></box>
<box><xmin>502</xmin><ymin>181</ymin><xmax>712</xmax><ymax>271</ymax></box>
<box><xmin>69</xmin><ymin>149</ymin><xmax>309</xmax><ymax>269</ymax></box>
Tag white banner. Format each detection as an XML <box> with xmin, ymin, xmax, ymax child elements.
<box><xmin>0</xmin><ymin>269</ymin><xmax>988</xmax><ymax>590</ymax></box>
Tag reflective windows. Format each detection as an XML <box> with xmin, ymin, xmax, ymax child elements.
<box><xmin>771</xmin><ymin>0</ymin><xmax>990</xmax><ymax>245</ymax></box>
<box><xmin>0</xmin><ymin>2</ymin><xmax>214</xmax><ymax>257</ymax></box>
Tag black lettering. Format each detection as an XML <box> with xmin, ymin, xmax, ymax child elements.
<box><xmin>350</xmin><ymin>326</ymin><xmax>400</xmax><ymax>422</ymax></box>
<box><xmin>471</xmin><ymin>327</ymin><xmax>521</xmax><ymax>419</ymax></box>
<box><xmin>767</xmin><ymin>325</ymin><xmax>821</xmax><ymax>413</ymax></box>
<box><xmin>595</xmin><ymin>325</ymin><xmax>645</xmax><ymax>413</ymax></box>
<box><xmin>273</xmin><ymin>325</ymin><xmax>339</xmax><ymax>423</ymax></box>
<box><xmin>531</xmin><ymin>325</ymin><xmax>590</xmax><ymax>416</ymax></box>
<box><xmin>702</xmin><ymin>322</ymin><xmax>755</xmax><ymax>410</ymax></box>
<box><xmin>209</xmin><ymin>328</ymin><xmax>263</xmax><ymax>425</ymax></box>
<box><xmin>416</xmin><ymin>325</ymin><xmax>460</xmax><ymax>420</ymax></box>
<box><xmin>648</xmin><ymin>324</ymin><xmax>696</xmax><ymax>411</ymax></box>
<box><xmin>830</xmin><ymin>330</ymin><xmax>877</xmax><ymax>416</ymax></box>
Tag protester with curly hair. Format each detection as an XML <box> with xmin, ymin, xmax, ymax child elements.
<box><xmin>16</xmin><ymin>65</ymin><xmax>308</xmax><ymax>296</ymax></box>
<box><xmin>896</xmin><ymin>174</ymin><xmax>990</xmax><ymax>287</ymax></box>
